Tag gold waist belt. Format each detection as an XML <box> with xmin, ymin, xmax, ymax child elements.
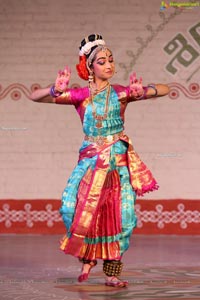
<box><xmin>84</xmin><ymin>131</ymin><xmax>124</xmax><ymax>146</ymax></box>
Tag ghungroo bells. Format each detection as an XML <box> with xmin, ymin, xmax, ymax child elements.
<box><xmin>103</xmin><ymin>260</ymin><xmax>123</xmax><ymax>277</ymax></box>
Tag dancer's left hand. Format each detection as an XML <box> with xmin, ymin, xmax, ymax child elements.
<box><xmin>129</xmin><ymin>72</ymin><xmax>144</xmax><ymax>98</ymax></box>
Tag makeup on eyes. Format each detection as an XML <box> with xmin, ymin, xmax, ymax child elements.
<box><xmin>96</xmin><ymin>56</ymin><xmax>114</xmax><ymax>65</ymax></box>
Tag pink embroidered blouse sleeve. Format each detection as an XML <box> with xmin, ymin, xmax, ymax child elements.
<box><xmin>55</xmin><ymin>87</ymin><xmax>90</xmax><ymax>105</ymax></box>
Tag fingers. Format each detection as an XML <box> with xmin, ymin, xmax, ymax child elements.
<box><xmin>63</xmin><ymin>66</ymin><xmax>71</xmax><ymax>78</ymax></box>
<box><xmin>57</xmin><ymin>66</ymin><xmax>71</xmax><ymax>77</ymax></box>
<box><xmin>130</xmin><ymin>73</ymin><xmax>143</xmax><ymax>84</ymax></box>
<box><xmin>129</xmin><ymin>72</ymin><xmax>136</xmax><ymax>85</ymax></box>
<box><xmin>58</xmin><ymin>70</ymin><xmax>62</xmax><ymax>76</ymax></box>
<box><xmin>55</xmin><ymin>65</ymin><xmax>71</xmax><ymax>92</ymax></box>
<box><xmin>64</xmin><ymin>65</ymin><xmax>71</xmax><ymax>75</ymax></box>
<box><xmin>129</xmin><ymin>72</ymin><xmax>144</xmax><ymax>98</ymax></box>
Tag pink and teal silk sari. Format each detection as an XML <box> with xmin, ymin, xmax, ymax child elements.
<box><xmin>56</xmin><ymin>85</ymin><xmax>158</xmax><ymax>260</ymax></box>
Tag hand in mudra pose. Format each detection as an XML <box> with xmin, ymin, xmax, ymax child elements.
<box><xmin>55</xmin><ymin>65</ymin><xmax>71</xmax><ymax>92</ymax></box>
<box><xmin>129</xmin><ymin>72</ymin><xmax>144</xmax><ymax>98</ymax></box>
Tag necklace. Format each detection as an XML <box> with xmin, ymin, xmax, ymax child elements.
<box><xmin>91</xmin><ymin>83</ymin><xmax>110</xmax><ymax>129</ymax></box>
<box><xmin>90</xmin><ymin>81</ymin><xmax>109</xmax><ymax>95</ymax></box>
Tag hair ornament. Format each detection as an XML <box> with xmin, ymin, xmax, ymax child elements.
<box><xmin>79</xmin><ymin>39</ymin><xmax>106</xmax><ymax>56</ymax></box>
<box><xmin>76</xmin><ymin>55</ymin><xmax>89</xmax><ymax>80</ymax></box>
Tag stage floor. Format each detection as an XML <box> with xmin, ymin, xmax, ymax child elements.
<box><xmin>0</xmin><ymin>235</ymin><xmax>200</xmax><ymax>300</ymax></box>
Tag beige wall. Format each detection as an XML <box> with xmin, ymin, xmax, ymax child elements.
<box><xmin>0</xmin><ymin>0</ymin><xmax>199</xmax><ymax>199</ymax></box>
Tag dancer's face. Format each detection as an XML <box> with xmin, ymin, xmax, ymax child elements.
<box><xmin>92</xmin><ymin>49</ymin><xmax>115</xmax><ymax>81</ymax></box>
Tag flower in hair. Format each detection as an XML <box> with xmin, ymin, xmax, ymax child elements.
<box><xmin>79</xmin><ymin>40</ymin><xmax>106</xmax><ymax>56</ymax></box>
<box><xmin>76</xmin><ymin>55</ymin><xmax>89</xmax><ymax>80</ymax></box>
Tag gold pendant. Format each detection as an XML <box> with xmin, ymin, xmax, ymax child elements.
<box><xmin>96</xmin><ymin>121</ymin><xmax>102</xmax><ymax>128</ymax></box>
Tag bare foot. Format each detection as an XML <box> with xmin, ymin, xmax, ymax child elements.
<box><xmin>78</xmin><ymin>260</ymin><xmax>97</xmax><ymax>282</ymax></box>
<box><xmin>105</xmin><ymin>276</ymin><xmax>128</xmax><ymax>287</ymax></box>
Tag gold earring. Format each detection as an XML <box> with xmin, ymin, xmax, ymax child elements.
<box><xmin>88</xmin><ymin>70</ymin><xmax>94</xmax><ymax>83</ymax></box>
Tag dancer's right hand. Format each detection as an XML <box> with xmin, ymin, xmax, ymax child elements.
<box><xmin>55</xmin><ymin>65</ymin><xmax>71</xmax><ymax>92</ymax></box>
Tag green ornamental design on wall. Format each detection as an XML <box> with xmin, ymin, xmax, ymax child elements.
<box><xmin>119</xmin><ymin>7</ymin><xmax>200</xmax><ymax>83</ymax></box>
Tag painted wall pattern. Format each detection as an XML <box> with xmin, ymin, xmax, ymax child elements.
<box><xmin>0</xmin><ymin>199</ymin><xmax>199</xmax><ymax>234</ymax></box>
<box><xmin>164</xmin><ymin>21</ymin><xmax>200</xmax><ymax>81</ymax></box>
<box><xmin>0</xmin><ymin>82</ymin><xmax>199</xmax><ymax>102</ymax></box>
<box><xmin>119</xmin><ymin>9</ymin><xmax>183</xmax><ymax>79</ymax></box>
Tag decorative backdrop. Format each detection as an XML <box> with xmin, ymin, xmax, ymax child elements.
<box><xmin>0</xmin><ymin>82</ymin><xmax>200</xmax><ymax>102</ymax></box>
<box><xmin>0</xmin><ymin>0</ymin><xmax>200</xmax><ymax>234</ymax></box>
<box><xmin>0</xmin><ymin>199</ymin><xmax>199</xmax><ymax>234</ymax></box>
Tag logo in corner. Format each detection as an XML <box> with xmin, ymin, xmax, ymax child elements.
<box><xmin>160</xmin><ymin>1</ymin><xmax>169</xmax><ymax>10</ymax></box>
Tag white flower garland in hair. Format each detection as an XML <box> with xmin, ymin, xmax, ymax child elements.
<box><xmin>79</xmin><ymin>39</ymin><xmax>106</xmax><ymax>56</ymax></box>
